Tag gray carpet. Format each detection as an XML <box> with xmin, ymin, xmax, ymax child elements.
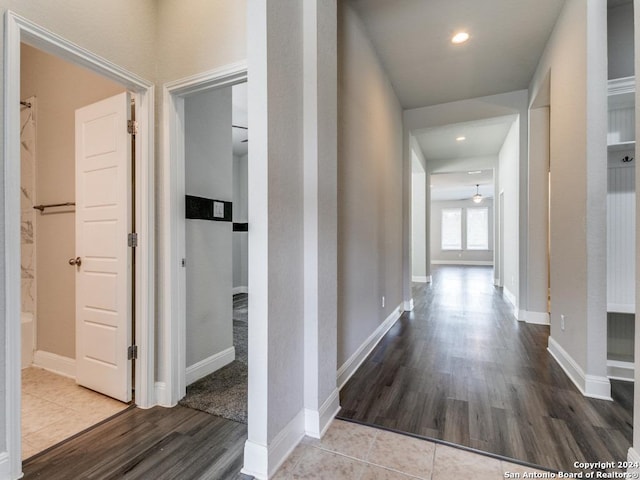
<box><xmin>179</xmin><ymin>294</ymin><xmax>248</xmax><ymax>424</ymax></box>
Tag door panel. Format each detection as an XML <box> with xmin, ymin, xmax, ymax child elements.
<box><xmin>75</xmin><ymin>92</ymin><xmax>132</xmax><ymax>402</ymax></box>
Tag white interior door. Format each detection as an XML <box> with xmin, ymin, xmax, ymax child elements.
<box><xmin>75</xmin><ymin>92</ymin><xmax>132</xmax><ymax>402</ymax></box>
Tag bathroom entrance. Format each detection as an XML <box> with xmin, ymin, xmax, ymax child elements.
<box><xmin>19</xmin><ymin>43</ymin><xmax>132</xmax><ymax>459</ymax></box>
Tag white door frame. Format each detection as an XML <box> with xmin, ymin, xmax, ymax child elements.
<box><xmin>4</xmin><ymin>11</ymin><xmax>155</xmax><ymax>478</ymax></box>
<box><xmin>161</xmin><ymin>62</ymin><xmax>247</xmax><ymax>405</ymax></box>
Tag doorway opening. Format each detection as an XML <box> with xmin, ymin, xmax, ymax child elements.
<box><xmin>177</xmin><ymin>82</ymin><xmax>250</xmax><ymax>423</ymax></box>
<box><xmin>5</xmin><ymin>12</ymin><xmax>155</xmax><ymax>478</ymax></box>
<box><xmin>161</xmin><ymin>62</ymin><xmax>248</xmax><ymax>412</ymax></box>
<box><xmin>19</xmin><ymin>43</ymin><xmax>134</xmax><ymax>459</ymax></box>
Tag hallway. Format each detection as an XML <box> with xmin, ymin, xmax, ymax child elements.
<box><xmin>338</xmin><ymin>266</ymin><xmax>633</xmax><ymax>472</ymax></box>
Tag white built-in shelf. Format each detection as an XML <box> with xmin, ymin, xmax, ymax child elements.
<box><xmin>608</xmin><ymin>76</ymin><xmax>635</xmax><ymax>98</ymax></box>
<box><xmin>608</xmin><ymin>303</ymin><xmax>635</xmax><ymax>315</ymax></box>
<box><xmin>608</xmin><ymin>141</ymin><xmax>636</xmax><ymax>152</ymax></box>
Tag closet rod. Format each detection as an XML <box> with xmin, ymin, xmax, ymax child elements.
<box><xmin>20</xmin><ymin>101</ymin><xmax>32</xmax><ymax>108</ymax></box>
<box><xmin>33</xmin><ymin>202</ymin><xmax>75</xmax><ymax>212</ymax></box>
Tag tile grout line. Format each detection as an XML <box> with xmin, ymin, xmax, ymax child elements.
<box><xmin>309</xmin><ymin>430</ymin><xmax>432</xmax><ymax>480</ymax></box>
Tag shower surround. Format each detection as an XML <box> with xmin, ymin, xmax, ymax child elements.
<box><xmin>21</xmin><ymin>97</ymin><xmax>36</xmax><ymax>323</ymax></box>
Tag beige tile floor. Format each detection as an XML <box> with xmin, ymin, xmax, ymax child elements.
<box><xmin>21</xmin><ymin>366</ymin><xmax>129</xmax><ymax>460</ymax></box>
<box><xmin>274</xmin><ymin>420</ymin><xmax>550</xmax><ymax>480</ymax></box>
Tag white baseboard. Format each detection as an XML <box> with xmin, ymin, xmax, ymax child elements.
<box><xmin>547</xmin><ymin>337</ymin><xmax>612</xmax><ymax>400</ymax></box>
<box><xmin>503</xmin><ymin>287</ymin><xmax>516</xmax><ymax>308</ymax></box>
<box><xmin>186</xmin><ymin>346</ymin><xmax>235</xmax><ymax>385</ymax></box>
<box><xmin>304</xmin><ymin>388</ymin><xmax>340</xmax><ymax>439</ymax></box>
<box><xmin>503</xmin><ymin>288</ymin><xmax>519</xmax><ymax>320</ymax></box>
<box><xmin>233</xmin><ymin>286</ymin><xmax>248</xmax><ymax>295</ymax></box>
<box><xmin>431</xmin><ymin>260</ymin><xmax>493</xmax><ymax>266</ymax></box>
<box><xmin>412</xmin><ymin>276</ymin><xmax>428</xmax><ymax>283</ymax></box>
<box><xmin>337</xmin><ymin>304</ymin><xmax>402</xmax><ymax>390</ymax></box>
<box><xmin>628</xmin><ymin>448</ymin><xmax>640</xmax><ymax>477</ymax></box>
<box><xmin>518</xmin><ymin>310</ymin><xmax>550</xmax><ymax>325</ymax></box>
<box><xmin>33</xmin><ymin>350</ymin><xmax>76</xmax><ymax>379</ymax></box>
<box><xmin>242</xmin><ymin>409</ymin><xmax>305</xmax><ymax>480</ymax></box>
<box><xmin>403</xmin><ymin>299</ymin><xmax>414</xmax><ymax>312</ymax></box>
<box><xmin>607</xmin><ymin>360</ymin><xmax>634</xmax><ymax>382</ymax></box>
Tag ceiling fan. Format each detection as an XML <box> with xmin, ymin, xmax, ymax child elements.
<box><xmin>233</xmin><ymin>124</ymin><xmax>248</xmax><ymax>143</ymax></box>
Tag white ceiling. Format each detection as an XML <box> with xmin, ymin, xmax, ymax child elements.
<box><xmin>414</xmin><ymin>115</ymin><xmax>516</xmax><ymax>161</ymax></box>
<box><xmin>348</xmin><ymin>0</ymin><xmax>566</xmax><ymax>109</ymax></box>
<box><xmin>430</xmin><ymin>170</ymin><xmax>494</xmax><ymax>202</ymax></box>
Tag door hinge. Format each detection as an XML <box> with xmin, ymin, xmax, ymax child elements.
<box><xmin>128</xmin><ymin>232</ymin><xmax>138</xmax><ymax>248</ymax></box>
<box><xmin>127</xmin><ymin>120</ymin><xmax>139</xmax><ymax>135</ymax></box>
<box><xmin>128</xmin><ymin>345</ymin><xmax>138</xmax><ymax>360</ymax></box>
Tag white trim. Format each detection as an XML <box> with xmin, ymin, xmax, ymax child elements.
<box><xmin>607</xmin><ymin>303</ymin><xmax>635</xmax><ymax>314</ymax></box>
<box><xmin>232</xmin><ymin>286</ymin><xmax>248</xmax><ymax>295</ymax></box>
<box><xmin>431</xmin><ymin>260</ymin><xmax>493</xmax><ymax>266</ymax></box>
<box><xmin>4</xmin><ymin>11</ymin><xmax>155</xmax><ymax>475</ymax></box>
<box><xmin>403</xmin><ymin>299</ymin><xmax>414</xmax><ymax>312</ymax></box>
<box><xmin>154</xmin><ymin>382</ymin><xmax>173</xmax><ymax>408</ymax></box>
<box><xmin>412</xmin><ymin>276</ymin><xmax>429</xmax><ymax>283</ymax></box>
<box><xmin>32</xmin><ymin>351</ymin><xmax>76</xmax><ymax>379</ymax></box>
<box><xmin>185</xmin><ymin>347</ymin><xmax>235</xmax><ymax>385</ymax></box>
<box><xmin>337</xmin><ymin>304</ymin><xmax>403</xmax><ymax>390</ymax></box>
<box><xmin>162</xmin><ymin>62</ymin><xmax>248</xmax><ymax>406</ymax></box>
<box><xmin>242</xmin><ymin>409</ymin><xmax>306</xmax><ymax>480</ymax></box>
<box><xmin>518</xmin><ymin>310</ymin><xmax>550</xmax><ymax>325</ymax></box>
<box><xmin>607</xmin><ymin>360</ymin><xmax>634</xmax><ymax>382</ymax></box>
<box><xmin>628</xmin><ymin>447</ymin><xmax>640</xmax><ymax>477</ymax></box>
<box><xmin>304</xmin><ymin>388</ymin><xmax>340</xmax><ymax>439</ymax></box>
<box><xmin>608</xmin><ymin>76</ymin><xmax>635</xmax><ymax>96</ymax></box>
<box><xmin>4</xmin><ymin>12</ymin><xmax>24</xmax><ymax>479</ymax></box>
<box><xmin>547</xmin><ymin>336</ymin><xmax>612</xmax><ymax>400</ymax></box>
<box><xmin>0</xmin><ymin>452</ymin><xmax>9</xmax><ymax>479</ymax></box>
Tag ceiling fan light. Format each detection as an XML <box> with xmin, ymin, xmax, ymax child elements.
<box><xmin>472</xmin><ymin>184</ymin><xmax>482</xmax><ymax>203</ymax></box>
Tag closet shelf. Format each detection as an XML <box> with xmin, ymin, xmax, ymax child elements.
<box><xmin>607</xmin><ymin>303</ymin><xmax>635</xmax><ymax>315</ymax></box>
<box><xmin>608</xmin><ymin>141</ymin><xmax>635</xmax><ymax>152</ymax></box>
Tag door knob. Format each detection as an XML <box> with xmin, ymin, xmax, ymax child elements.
<box><xmin>68</xmin><ymin>256</ymin><xmax>82</xmax><ymax>267</ymax></box>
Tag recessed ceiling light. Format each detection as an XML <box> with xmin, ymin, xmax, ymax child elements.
<box><xmin>451</xmin><ymin>32</ymin><xmax>470</xmax><ymax>44</ymax></box>
<box><xmin>456</xmin><ymin>136</ymin><xmax>466</xmax><ymax>141</ymax></box>
<box><xmin>467</xmin><ymin>170</ymin><xmax>482</xmax><ymax>175</ymax></box>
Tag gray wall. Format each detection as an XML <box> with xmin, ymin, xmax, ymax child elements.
<box><xmin>245</xmin><ymin>0</ymin><xmax>306</xmax><ymax>449</ymax></box>
<box><xmin>184</xmin><ymin>87</ymin><xmax>234</xmax><ymax>369</ymax></box>
<box><xmin>608</xmin><ymin>1</ymin><xmax>635</xmax><ymax>79</ymax></box>
<box><xmin>337</xmin><ymin>3</ymin><xmax>404</xmax><ymax>367</ymax></box>
<box><xmin>411</xmin><ymin>170</ymin><xmax>427</xmax><ymax>278</ymax></box>
<box><xmin>530</xmin><ymin>0</ymin><xmax>609</xmax><ymax>381</ymax></box>
<box><xmin>430</xmin><ymin>199</ymin><xmax>494</xmax><ymax>265</ymax></box>
<box><xmin>498</xmin><ymin>120</ymin><xmax>520</xmax><ymax>299</ymax></box>
<box><xmin>232</xmin><ymin>154</ymin><xmax>248</xmax><ymax>290</ymax></box>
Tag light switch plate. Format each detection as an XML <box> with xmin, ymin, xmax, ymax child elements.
<box><xmin>213</xmin><ymin>201</ymin><xmax>225</xmax><ymax>218</ymax></box>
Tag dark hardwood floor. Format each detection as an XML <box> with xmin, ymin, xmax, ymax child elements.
<box><xmin>338</xmin><ymin>265</ymin><xmax>634</xmax><ymax>473</ymax></box>
<box><xmin>22</xmin><ymin>405</ymin><xmax>248</xmax><ymax>480</ymax></box>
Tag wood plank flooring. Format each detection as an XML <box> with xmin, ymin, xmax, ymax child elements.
<box><xmin>338</xmin><ymin>265</ymin><xmax>634</xmax><ymax>473</ymax></box>
<box><xmin>22</xmin><ymin>405</ymin><xmax>248</xmax><ymax>480</ymax></box>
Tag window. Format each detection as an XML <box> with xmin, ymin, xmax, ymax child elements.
<box><xmin>466</xmin><ymin>207</ymin><xmax>489</xmax><ymax>250</ymax></box>
<box><xmin>441</xmin><ymin>208</ymin><xmax>462</xmax><ymax>250</ymax></box>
